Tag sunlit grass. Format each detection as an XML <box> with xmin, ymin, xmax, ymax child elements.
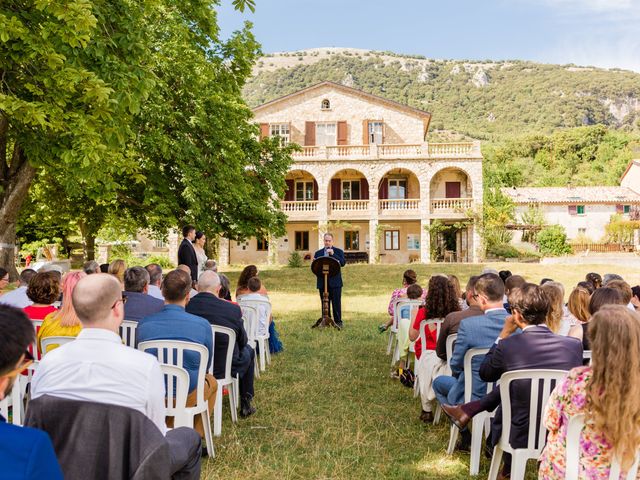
<box><xmin>202</xmin><ymin>262</ymin><xmax>638</xmax><ymax>479</ymax></box>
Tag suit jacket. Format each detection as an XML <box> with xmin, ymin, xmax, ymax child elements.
<box><xmin>479</xmin><ymin>325</ymin><xmax>583</xmax><ymax>449</ymax></box>
<box><xmin>0</xmin><ymin>413</ymin><xmax>63</xmax><ymax>479</ymax></box>
<box><xmin>447</xmin><ymin>308</ymin><xmax>509</xmax><ymax>405</ymax></box>
<box><xmin>25</xmin><ymin>395</ymin><xmax>171</xmax><ymax>480</ymax></box>
<box><xmin>436</xmin><ymin>305</ymin><xmax>483</xmax><ymax>361</ymax></box>
<box><xmin>313</xmin><ymin>247</ymin><xmax>346</xmax><ymax>289</ymax></box>
<box><xmin>185</xmin><ymin>292</ymin><xmax>249</xmax><ymax>378</ymax></box>
<box><xmin>177</xmin><ymin>238</ymin><xmax>198</xmax><ymax>282</ymax></box>
<box><xmin>123</xmin><ymin>291</ymin><xmax>164</xmax><ymax>322</ymax></box>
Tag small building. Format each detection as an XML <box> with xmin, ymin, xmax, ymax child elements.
<box><xmin>217</xmin><ymin>82</ymin><xmax>484</xmax><ymax>265</ymax></box>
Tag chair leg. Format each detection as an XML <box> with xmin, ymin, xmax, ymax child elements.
<box><xmin>386</xmin><ymin>331</ymin><xmax>394</xmax><ymax>355</ymax></box>
<box><xmin>469</xmin><ymin>417</ymin><xmax>484</xmax><ymax>475</ymax></box>
<box><xmin>433</xmin><ymin>404</ymin><xmax>442</xmax><ymax>424</ymax></box>
<box><xmin>254</xmin><ymin>355</ymin><xmax>260</xmax><ymax>378</ymax></box>
<box><xmin>265</xmin><ymin>342</ymin><xmax>271</xmax><ymax>365</ymax></box>
<box><xmin>259</xmin><ymin>339</ymin><xmax>267</xmax><ymax>372</ymax></box>
<box><xmin>229</xmin><ymin>384</ymin><xmax>238</xmax><ymax>423</ymax></box>
<box><xmin>487</xmin><ymin>445</ymin><xmax>503</xmax><ymax>480</ymax></box>
<box><xmin>213</xmin><ymin>386</ymin><xmax>222</xmax><ymax>437</ymax></box>
<box><xmin>233</xmin><ymin>376</ymin><xmax>240</xmax><ymax>409</ymax></box>
<box><xmin>446</xmin><ymin>424</ymin><xmax>459</xmax><ymax>455</ymax></box>
<box><xmin>413</xmin><ymin>375</ymin><xmax>420</xmax><ymax>398</ymax></box>
<box><xmin>11</xmin><ymin>375</ymin><xmax>22</xmax><ymax>425</ymax></box>
<box><xmin>202</xmin><ymin>409</ymin><xmax>215</xmax><ymax>457</ymax></box>
<box><xmin>510</xmin><ymin>451</ymin><xmax>527</xmax><ymax>480</ymax></box>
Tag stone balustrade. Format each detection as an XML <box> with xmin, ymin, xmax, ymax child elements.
<box><xmin>329</xmin><ymin>200</ymin><xmax>370</xmax><ymax>211</ymax></box>
<box><xmin>281</xmin><ymin>200</ymin><xmax>318</xmax><ymax>211</ymax></box>
<box><xmin>378</xmin><ymin>199</ymin><xmax>420</xmax><ymax>210</ymax></box>
<box><xmin>291</xmin><ymin>142</ymin><xmax>480</xmax><ymax>160</ymax></box>
<box><xmin>430</xmin><ymin>198</ymin><xmax>474</xmax><ymax>212</ymax></box>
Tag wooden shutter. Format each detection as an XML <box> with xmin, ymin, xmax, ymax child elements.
<box><xmin>313</xmin><ymin>179</ymin><xmax>318</xmax><ymax>201</ymax></box>
<box><xmin>616</xmin><ymin>204</ymin><xmax>624</xmax><ymax>213</ymax></box>
<box><xmin>360</xmin><ymin>178</ymin><xmax>369</xmax><ymax>200</ymax></box>
<box><xmin>304</xmin><ymin>122</ymin><xmax>315</xmax><ymax>146</ymax></box>
<box><xmin>259</xmin><ymin>123</ymin><xmax>269</xmax><ymax>140</ymax></box>
<box><xmin>445</xmin><ymin>182</ymin><xmax>461</xmax><ymax>199</ymax></box>
<box><xmin>379</xmin><ymin>179</ymin><xmax>388</xmax><ymax>200</ymax></box>
<box><xmin>568</xmin><ymin>205</ymin><xmax>577</xmax><ymax>215</ymax></box>
<box><xmin>284</xmin><ymin>179</ymin><xmax>294</xmax><ymax>201</ymax></box>
<box><xmin>362</xmin><ymin>120</ymin><xmax>369</xmax><ymax>144</ymax></box>
<box><xmin>331</xmin><ymin>178</ymin><xmax>341</xmax><ymax>200</ymax></box>
<box><xmin>337</xmin><ymin>121</ymin><xmax>348</xmax><ymax>145</ymax></box>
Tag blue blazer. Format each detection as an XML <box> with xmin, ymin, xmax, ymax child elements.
<box><xmin>0</xmin><ymin>415</ymin><xmax>63</xmax><ymax>479</ymax></box>
<box><xmin>123</xmin><ymin>291</ymin><xmax>164</xmax><ymax>322</ymax></box>
<box><xmin>447</xmin><ymin>308</ymin><xmax>509</xmax><ymax>405</ymax></box>
<box><xmin>313</xmin><ymin>247</ymin><xmax>346</xmax><ymax>289</ymax></box>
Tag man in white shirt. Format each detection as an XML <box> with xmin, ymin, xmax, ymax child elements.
<box><xmin>0</xmin><ymin>268</ymin><xmax>36</xmax><ymax>308</ymax></box>
<box><xmin>145</xmin><ymin>263</ymin><xmax>164</xmax><ymax>300</ymax></box>
<box><xmin>31</xmin><ymin>273</ymin><xmax>201</xmax><ymax>478</ymax></box>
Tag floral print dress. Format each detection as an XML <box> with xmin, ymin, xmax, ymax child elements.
<box><xmin>539</xmin><ymin>366</ymin><xmax>634</xmax><ymax>479</ymax></box>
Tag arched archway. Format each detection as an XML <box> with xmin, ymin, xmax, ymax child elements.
<box><xmin>284</xmin><ymin>169</ymin><xmax>319</xmax><ymax>203</ymax></box>
<box><xmin>429</xmin><ymin>166</ymin><xmax>473</xmax><ymax>200</ymax></box>
<box><xmin>377</xmin><ymin>167</ymin><xmax>420</xmax><ymax>211</ymax></box>
<box><xmin>328</xmin><ymin>168</ymin><xmax>369</xmax><ymax>204</ymax></box>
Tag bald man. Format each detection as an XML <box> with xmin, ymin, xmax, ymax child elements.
<box><xmin>31</xmin><ymin>274</ymin><xmax>202</xmax><ymax>477</ymax></box>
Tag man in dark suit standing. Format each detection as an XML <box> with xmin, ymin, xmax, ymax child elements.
<box><xmin>313</xmin><ymin>233</ymin><xmax>346</xmax><ymax>328</ymax></box>
<box><xmin>177</xmin><ymin>225</ymin><xmax>198</xmax><ymax>283</ymax></box>
<box><xmin>186</xmin><ymin>271</ymin><xmax>257</xmax><ymax>417</ymax></box>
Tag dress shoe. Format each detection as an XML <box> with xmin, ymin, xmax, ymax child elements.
<box><xmin>240</xmin><ymin>404</ymin><xmax>257</xmax><ymax>418</ymax></box>
<box><xmin>497</xmin><ymin>471</ymin><xmax>510</xmax><ymax>480</ymax></box>
<box><xmin>456</xmin><ymin>429</ymin><xmax>471</xmax><ymax>452</ymax></box>
<box><xmin>441</xmin><ymin>404</ymin><xmax>471</xmax><ymax>430</ymax></box>
<box><xmin>419</xmin><ymin>410</ymin><xmax>434</xmax><ymax>423</ymax></box>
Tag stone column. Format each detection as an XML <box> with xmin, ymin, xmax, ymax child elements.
<box><xmin>96</xmin><ymin>244</ymin><xmax>111</xmax><ymax>264</ymax></box>
<box><xmin>168</xmin><ymin>229</ymin><xmax>180</xmax><ymax>266</ymax></box>
<box><xmin>368</xmin><ymin>179</ymin><xmax>379</xmax><ymax>264</ymax></box>
<box><xmin>317</xmin><ymin>175</ymin><xmax>329</xmax><ymax>246</ymax></box>
<box><xmin>420</xmin><ymin>218</ymin><xmax>431</xmax><ymax>263</ymax></box>
<box><xmin>267</xmin><ymin>233</ymin><xmax>278</xmax><ymax>265</ymax></box>
<box><xmin>471</xmin><ymin>163</ymin><xmax>484</xmax><ymax>263</ymax></box>
<box><xmin>218</xmin><ymin>237</ymin><xmax>230</xmax><ymax>267</ymax></box>
<box><xmin>419</xmin><ymin>174</ymin><xmax>431</xmax><ymax>264</ymax></box>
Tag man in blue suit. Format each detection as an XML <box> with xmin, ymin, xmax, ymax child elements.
<box><xmin>0</xmin><ymin>305</ymin><xmax>63</xmax><ymax>479</ymax></box>
<box><xmin>313</xmin><ymin>233</ymin><xmax>346</xmax><ymax>328</ymax></box>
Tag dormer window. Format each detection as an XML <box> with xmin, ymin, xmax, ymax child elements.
<box><xmin>321</xmin><ymin>99</ymin><xmax>331</xmax><ymax>110</ymax></box>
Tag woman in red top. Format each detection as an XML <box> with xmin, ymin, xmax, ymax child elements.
<box><xmin>409</xmin><ymin>275</ymin><xmax>460</xmax><ymax>423</ymax></box>
<box><xmin>23</xmin><ymin>271</ymin><xmax>60</xmax><ymax>320</ymax></box>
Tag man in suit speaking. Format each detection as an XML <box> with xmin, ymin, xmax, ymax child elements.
<box><xmin>313</xmin><ymin>233</ymin><xmax>346</xmax><ymax>328</ymax></box>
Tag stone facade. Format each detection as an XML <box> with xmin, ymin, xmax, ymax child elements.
<box><xmin>219</xmin><ymin>82</ymin><xmax>484</xmax><ymax>266</ymax></box>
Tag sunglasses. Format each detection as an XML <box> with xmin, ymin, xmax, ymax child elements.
<box><xmin>3</xmin><ymin>350</ymin><xmax>34</xmax><ymax>378</ymax></box>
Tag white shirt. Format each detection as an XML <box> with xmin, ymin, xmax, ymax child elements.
<box><xmin>147</xmin><ymin>284</ymin><xmax>163</xmax><ymax>300</ymax></box>
<box><xmin>31</xmin><ymin>328</ymin><xmax>167</xmax><ymax>434</ymax></box>
<box><xmin>0</xmin><ymin>286</ymin><xmax>32</xmax><ymax>308</ymax></box>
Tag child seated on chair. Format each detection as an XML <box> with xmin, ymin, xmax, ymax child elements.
<box><xmin>391</xmin><ymin>284</ymin><xmax>423</xmax><ymax>378</ymax></box>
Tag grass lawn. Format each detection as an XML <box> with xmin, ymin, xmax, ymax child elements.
<box><xmin>201</xmin><ymin>262</ymin><xmax>640</xmax><ymax>479</ymax></box>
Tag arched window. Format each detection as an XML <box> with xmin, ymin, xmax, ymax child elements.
<box><xmin>321</xmin><ymin>99</ymin><xmax>331</xmax><ymax>110</ymax></box>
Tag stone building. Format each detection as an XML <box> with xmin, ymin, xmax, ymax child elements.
<box><xmin>215</xmin><ymin>82</ymin><xmax>484</xmax><ymax>265</ymax></box>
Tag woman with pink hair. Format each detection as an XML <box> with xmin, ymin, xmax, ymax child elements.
<box><xmin>37</xmin><ymin>271</ymin><xmax>87</xmax><ymax>354</ymax></box>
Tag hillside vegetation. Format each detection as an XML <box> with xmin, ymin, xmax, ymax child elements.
<box><xmin>245</xmin><ymin>48</ymin><xmax>640</xmax><ymax>187</ymax></box>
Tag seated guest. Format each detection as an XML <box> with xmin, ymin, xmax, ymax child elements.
<box><xmin>177</xmin><ymin>265</ymin><xmax>198</xmax><ymax>298</ymax></box>
<box><xmin>0</xmin><ymin>267</ymin><xmax>9</xmax><ymax>293</ymax></box>
<box><xmin>541</xmin><ymin>281</ymin><xmax>572</xmax><ymax>335</ymax></box>
<box><xmin>108</xmin><ymin>259</ymin><xmax>126</xmax><ymax>287</ymax></box>
<box><xmin>0</xmin><ymin>304</ymin><xmax>63</xmax><ymax>479</ymax></box>
<box><xmin>23</xmin><ymin>271</ymin><xmax>60</xmax><ymax>321</ymax></box>
<box><xmin>442</xmin><ymin>283</ymin><xmax>583</xmax><ymax>478</ymax></box>
<box><xmin>186</xmin><ymin>271</ymin><xmax>257</xmax><ymax>417</ymax></box>
<box><xmin>567</xmin><ymin>285</ymin><xmax>591</xmax><ymax>325</ymax></box>
<box><xmin>391</xmin><ymin>283</ymin><xmax>424</xmax><ymax>377</ymax></box>
<box><xmin>605</xmin><ymin>279</ymin><xmax>634</xmax><ymax>311</ymax></box>
<box><xmin>99</xmin><ymin>263</ymin><xmax>109</xmax><ymax>273</ymax></box>
<box><xmin>585</xmin><ymin>272</ymin><xmax>602</xmax><ymax>290</ymax></box>
<box><xmin>0</xmin><ymin>268</ymin><xmax>36</xmax><ymax>308</ymax></box>
<box><xmin>503</xmin><ymin>275</ymin><xmax>525</xmax><ymax>313</ymax></box>
<box><xmin>379</xmin><ymin>269</ymin><xmax>426</xmax><ymax>333</ymax></box>
<box><xmin>569</xmin><ymin>287</ymin><xmax>627</xmax><ymax>350</ymax></box>
<box><xmin>38</xmin><ymin>271</ymin><xmax>86</xmax><ymax>354</ymax></box>
<box><xmin>236</xmin><ymin>265</ymin><xmax>268</xmax><ymax>298</ymax></box>
<box><xmin>448</xmin><ymin>274</ymin><xmax>468</xmax><ymax>311</ymax></box>
<box><xmin>239</xmin><ymin>277</ymin><xmax>271</xmax><ymax>337</ymax></box>
<box><xmin>122</xmin><ymin>267</ymin><xmax>164</xmax><ymax>322</ymax></box>
<box><xmin>602</xmin><ymin>273</ymin><xmax>623</xmax><ymax>286</ymax></box>
<box><xmin>540</xmin><ymin>278</ymin><xmax>554</xmax><ymax>285</ymax></box>
<box><xmin>203</xmin><ymin>260</ymin><xmax>217</xmax><ymax>273</ymax></box>
<box><xmin>632</xmin><ymin>285</ymin><xmax>640</xmax><ymax>311</ymax></box>
<box><xmin>218</xmin><ymin>273</ymin><xmax>233</xmax><ymax>302</ymax></box>
<box><xmin>409</xmin><ymin>275</ymin><xmax>460</xmax><ymax>423</ymax></box>
<box><xmin>30</xmin><ymin>273</ymin><xmax>202</xmax><ymax>475</ymax></box>
<box><xmin>137</xmin><ymin>269</ymin><xmax>216</xmax><ymax>442</ymax></box>
<box><xmin>577</xmin><ymin>280</ymin><xmax>595</xmax><ymax>294</ymax></box>
<box><xmin>145</xmin><ymin>263</ymin><xmax>164</xmax><ymax>300</ymax></box>
<box><xmin>433</xmin><ymin>273</ymin><xmax>508</xmax><ymax>447</ymax></box>
<box><xmin>539</xmin><ymin>305</ymin><xmax>640</xmax><ymax>479</ymax></box>
<box><xmin>82</xmin><ymin>260</ymin><xmax>100</xmax><ymax>275</ymax></box>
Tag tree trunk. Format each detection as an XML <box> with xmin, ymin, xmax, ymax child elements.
<box><xmin>0</xmin><ymin>145</ymin><xmax>36</xmax><ymax>280</ymax></box>
<box><xmin>78</xmin><ymin>220</ymin><xmax>98</xmax><ymax>261</ymax></box>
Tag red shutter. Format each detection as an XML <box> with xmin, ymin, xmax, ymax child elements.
<box><xmin>313</xmin><ymin>179</ymin><xmax>318</xmax><ymax>201</ymax></box>
<box><xmin>378</xmin><ymin>178</ymin><xmax>389</xmax><ymax>200</ymax></box>
<box><xmin>259</xmin><ymin>123</ymin><xmax>269</xmax><ymax>139</ymax></box>
<box><xmin>304</xmin><ymin>122</ymin><xmax>315</xmax><ymax>146</ymax></box>
<box><xmin>360</xmin><ymin>178</ymin><xmax>369</xmax><ymax>200</ymax></box>
<box><xmin>337</xmin><ymin>121</ymin><xmax>348</xmax><ymax>145</ymax></box>
<box><xmin>568</xmin><ymin>205</ymin><xmax>577</xmax><ymax>215</ymax></box>
<box><xmin>362</xmin><ymin>120</ymin><xmax>369</xmax><ymax>144</ymax></box>
<box><xmin>285</xmin><ymin>179</ymin><xmax>294</xmax><ymax>201</ymax></box>
<box><xmin>616</xmin><ymin>204</ymin><xmax>624</xmax><ymax>214</ymax></box>
<box><xmin>331</xmin><ymin>179</ymin><xmax>341</xmax><ymax>200</ymax></box>
<box><xmin>445</xmin><ymin>182</ymin><xmax>461</xmax><ymax>199</ymax></box>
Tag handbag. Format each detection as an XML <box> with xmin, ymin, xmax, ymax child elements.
<box><xmin>399</xmin><ymin>351</ymin><xmax>415</xmax><ymax>388</ymax></box>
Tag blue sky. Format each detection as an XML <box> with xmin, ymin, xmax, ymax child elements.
<box><xmin>217</xmin><ymin>0</ymin><xmax>640</xmax><ymax>71</ymax></box>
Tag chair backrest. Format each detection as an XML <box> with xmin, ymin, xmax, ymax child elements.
<box><xmin>40</xmin><ymin>336</ymin><xmax>75</xmax><ymax>356</ymax></box>
<box><xmin>583</xmin><ymin>350</ymin><xmax>592</xmax><ymax>365</ymax></box>
<box><xmin>239</xmin><ymin>305</ymin><xmax>259</xmax><ymax>343</ymax></box>
<box><xmin>210</xmin><ymin>325</ymin><xmax>236</xmax><ymax>380</ymax></box>
<box><xmin>120</xmin><ymin>320</ymin><xmax>138</xmax><ymax>347</ymax></box>
<box><xmin>30</xmin><ymin>320</ymin><xmax>43</xmax><ymax>362</ymax></box>
<box><xmin>565</xmin><ymin>413</ymin><xmax>640</xmax><ymax>480</ymax></box>
<box><xmin>462</xmin><ymin>347</ymin><xmax>490</xmax><ymax>403</ymax></box>
<box><xmin>159</xmin><ymin>364</ymin><xmax>190</xmax><ymax>425</ymax></box>
<box><xmin>238</xmin><ymin>297</ymin><xmax>272</xmax><ymax>335</ymax></box>
<box><xmin>443</xmin><ymin>334</ymin><xmax>458</xmax><ymax>376</ymax></box>
<box><xmin>418</xmin><ymin>318</ymin><xmax>443</xmax><ymax>355</ymax></box>
<box><xmin>498</xmin><ymin>369</ymin><xmax>568</xmax><ymax>453</ymax></box>
<box><xmin>394</xmin><ymin>299</ymin><xmax>423</xmax><ymax>330</ymax></box>
<box><xmin>138</xmin><ymin>340</ymin><xmax>208</xmax><ymax>405</ymax></box>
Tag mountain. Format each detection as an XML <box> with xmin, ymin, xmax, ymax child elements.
<box><xmin>244</xmin><ymin>48</ymin><xmax>640</xmax><ymax>141</ymax></box>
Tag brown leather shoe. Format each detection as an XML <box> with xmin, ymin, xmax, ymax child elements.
<box><xmin>496</xmin><ymin>471</ymin><xmax>510</xmax><ymax>480</ymax></box>
<box><xmin>441</xmin><ymin>404</ymin><xmax>471</xmax><ymax>430</ymax></box>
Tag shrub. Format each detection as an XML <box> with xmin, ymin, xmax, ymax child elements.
<box><xmin>536</xmin><ymin>225</ymin><xmax>572</xmax><ymax>256</ymax></box>
<box><xmin>287</xmin><ymin>251</ymin><xmax>303</xmax><ymax>268</ymax></box>
<box><xmin>487</xmin><ymin>243</ymin><xmax>520</xmax><ymax>258</ymax></box>
<box><xmin>145</xmin><ymin>255</ymin><xmax>175</xmax><ymax>269</ymax></box>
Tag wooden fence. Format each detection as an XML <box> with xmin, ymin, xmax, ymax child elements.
<box><xmin>571</xmin><ymin>243</ymin><xmax>635</xmax><ymax>253</ymax></box>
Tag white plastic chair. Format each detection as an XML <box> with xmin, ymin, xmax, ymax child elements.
<box><xmin>386</xmin><ymin>299</ymin><xmax>400</xmax><ymax>355</ymax></box>
<box><xmin>119</xmin><ymin>320</ymin><xmax>138</xmax><ymax>347</ymax></box>
<box><xmin>210</xmin><ymin>325</ymin><xmax>240</xmax><ymax>437</ymax></box>
<box><xmin>238</xmin><ymin>297</ymin><xmax>272</xmax><ymax>372</ymax></box>
<box><xmin>240</xmin><ymin>305</ymin><xmax>260</xmax><ymax>379</ymax></box>
<box><xmin>444</xmin><ymin>334</ymin><xmax>457</xmax><ymax>376</ymax></box>
<box><xmin>391</xmin><ymin>300</ymin><xmax>423</xmax><ymax>366</ymax></box>
<box><xmin>29</xmin><ymin>320</ymin><xmax>44</xmax><ymax>362</ymax></box>
<box><xmin>565</xmin><ymin>413</ymin><xmax>639</xmax><ymax>480</ymax></box>
<box><xmin>416</xmin><ymin>318</ymin><xmax>443</xmax><ymax>422</ymax></box>
<box><xmin>0</xmin><ymin>376</ymin><xmax>24</xmax><ymax>425</ymax></box>
<box><xmin>40</xmin><ymin>336</ymin><xmax>75</xmax><ymax>356</ymax></box>
<box><xmin>138</xmin><ymin>340</ymin><xmax>214</xmax><ymax>455</ymax></box>
<box><xmin>488</xmin><ymin>369</ymin><xmax>569</xmax><ymax>480</ymax></box>
<box><xmin>582</xmin><ymin>350</ymin><xmax>592</xmax><ymax>365</ymax></box>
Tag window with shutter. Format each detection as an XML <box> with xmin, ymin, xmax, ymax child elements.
<box><xmin>568</xmin><ymin>205</ymin><xmax>577</xmax><ymax>215</ymax></box>
<box><xmin>337</xmin><ymin>121</ymin><xmax>348</xmax><ymax>145</ymax></box>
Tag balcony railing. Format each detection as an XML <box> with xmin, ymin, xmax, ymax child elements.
<box><xmin>291</xmin><ymin>142</ymin><xmax>480</xmax><ymax>160</ymax></box>
<box><xmin>379</xmin><ymin>199</ymin><xmax>420</xmax><ymax>211</ymax></box>
<box><xmin>431</xmin><ymin>198</ymin><xmax>474</xmax><ymax>213</ymax></box>
<box><xmin>329</xmin><ymin>200</ymin><xmax>370</xmax><ymax>211</ymax></box>
<box><xmin>281</xmin><ymin>200</ymin><xmax>318</xmax><ymax>212</ymax></box>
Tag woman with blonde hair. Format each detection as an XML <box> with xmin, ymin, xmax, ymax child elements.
<box><xmin>448</xmin><ymin>274</ymin><xmax>468</xmax><ymax>311</ymax></box>
<box><xmin>37</xmin><ymin>271</ymin><xmax>87</xmax><ymax>354</ymax></box>
<box><xmin>108</xmin><ymin>259</ymin><xmax>126</xmax><ymax>287</ymax></box>
<box><xmin>539</xmin><ymin>305</ymin><xmax>640</xmax><ymax>479</ymax></box>
<box><xmin>567</xmin><ymin>286</ymin><xmax>591</xmax><ymax>324</ymax></box>
<box><xmin>540</xmin><ymin>281</ymin><xmax>571</xmax><ymax>335</ymax></box>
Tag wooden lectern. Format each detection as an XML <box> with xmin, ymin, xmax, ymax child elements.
<box><xmin>310</xmin><ymin>256</ymin><xmax>341</xmax><ymax>329</ymax></box>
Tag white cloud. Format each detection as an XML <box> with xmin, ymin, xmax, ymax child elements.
<box><xmin>539</xmin><ymin>0</ymin><xmax>639</xmax><ymax>13</ymax></box>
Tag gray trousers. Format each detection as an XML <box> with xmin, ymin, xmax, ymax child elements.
<box><xmin>166</xmin><ymin>427</ymin><xmax>202</xmax><ymax>480</ymax></box>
